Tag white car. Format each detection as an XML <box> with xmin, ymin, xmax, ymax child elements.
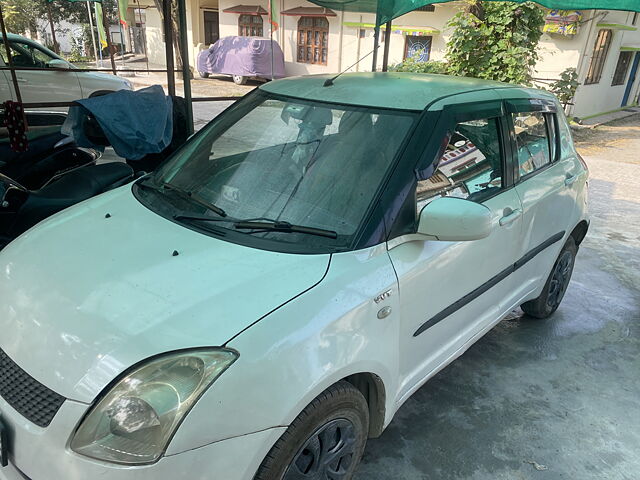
<box><xmin>0</xmin><ymin>73</ymin><xmax>588</xmax><ymax>480</ymax></box>
<box><xmin>0</xmin><ymin>33</ymin><xmax>132</xmax><ymax>107</ymax></box>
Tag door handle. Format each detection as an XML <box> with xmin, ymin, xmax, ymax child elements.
<box><xmin>564</xmin><ymin>174</ymin><xmax>578</xmax><ymax>186</ymax></box>
<box><xmin>16</xmin><ymin>77</ymin><xmax>27</xmax><ymax>83</ymax></box>
<box><xmin>499</xmin><ymin>208</ymin><xmax>522</xmax><ymax>226</ymax></box>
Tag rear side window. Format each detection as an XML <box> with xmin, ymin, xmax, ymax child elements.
<box><xmin>513</xmin><ymin>112</ymin><xmax>557</xmax><ymax>179</ymax></box>
<box><xmin>417</xmin><ymin>117</ymin><xmax>503</xmax><ymax>210</ymax></box>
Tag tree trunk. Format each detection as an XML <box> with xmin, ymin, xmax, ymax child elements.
<box><xmin>467</xmin><ymin>0</ymin><xmax>485</xmax><ymax>21</ymax></box>
<box><xmin>47</xmin><ymin>3</ymin><xmax>60</xmax><ymax>54</ymax></box>
<box><xmin>152</xmin><ymin>0</ymin><xmax>184</xmax><ymax>74</ymax></box>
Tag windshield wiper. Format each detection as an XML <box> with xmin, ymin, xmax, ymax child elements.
<box><xmin>161</xmin><ymin>182</ymin><xmax>227</xmax><ymax>217</ymax></box>
<box><xmin>234</xmin><ymin>220</ymin><xmax>338</xmax><ymax>239</ymax></box>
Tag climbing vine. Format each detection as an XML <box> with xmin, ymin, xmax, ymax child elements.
<box><xmin>445</xmin><ymin>1</ymin><xmax>545</xmax><ymax>85</ymax></box>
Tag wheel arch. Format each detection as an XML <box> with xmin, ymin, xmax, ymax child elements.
<box><xmin>569</xmin><ymin>220</ymin><xmax>589</xmax><ymax>246</ymax></box>
<box><xmin>343</xmin><ymin>372</ymin><xmax>387</xmax><ymax>438</ymax></box>
<box><xmin>89</xmin><ymin>90</ymin><xmax>115</xmax><ymax>98</ymax></box>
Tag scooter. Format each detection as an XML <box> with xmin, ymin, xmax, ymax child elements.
<box><xmin>0</xmin><ymin>112</ymin><xmax>100</xmax><ymax>190</ymax></box>
<box><xmin>0</xmin><ymin>162</ymin><xmax>134</xmax><ymax>250</ymax></box>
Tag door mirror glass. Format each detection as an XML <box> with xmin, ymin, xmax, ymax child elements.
<box><xmin>417</xmin><ymin>196</ymin><xmax>492</xmax><ymax>241</ymax></box>
<box><xmin>47</xmin><ymin>59</ymin><xmax>71</xmax><ymax>69</ymax></box>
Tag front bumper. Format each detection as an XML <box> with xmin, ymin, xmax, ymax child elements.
<box><xmin>0</xmin><ymin>397</ymin><xmax>284</xmax><ymax>480</ymax></box>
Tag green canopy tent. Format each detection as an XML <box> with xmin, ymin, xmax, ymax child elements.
<box><xmin>303</xmin><ymin>0</ymin><xmax>640</xmax><ymax>70</ymax></box>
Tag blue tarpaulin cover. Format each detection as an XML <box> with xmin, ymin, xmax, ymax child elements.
<box><xmin>62</xmin><ymin>85</ymin><xmax>173</xmax><ymax>160</ymax></box>
<box><xmin>197</xmin><ymin>36</ymin><xmax>286</xmax><ymax>79</ymax></box>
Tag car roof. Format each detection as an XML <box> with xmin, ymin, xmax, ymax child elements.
<box><xmin>260</xmin><ymin>72</ymin><xmax>554</xmax><ymax>111</ymax></box>
<box><xmin>0</xmin><ymin>33</ymin><xmax>62</xmax><ymax>58</ymax></box>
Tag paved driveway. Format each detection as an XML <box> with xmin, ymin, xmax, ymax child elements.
<box><xmin>355</xmin><ymin>116</ymin><xmax>640</xmax><ymax>479</ymax></box>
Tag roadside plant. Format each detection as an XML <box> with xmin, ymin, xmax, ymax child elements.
<box><xmin>390</xmin><ymin>55</ymin><xmax>449</xmax><ymax>74</ymax></box>
<box><xmin>445</xmin><ymin>1</ymin><xmax>545</xmax><ymax>85</ymax></box>
<box><xmin>389</xmin><ymin>53</ymin><xmax>447</xmax><ymax>74</ymax></box>
<box><xmin>548</xmin><ymin>67</ymin><xmax>579</xmax><ymax>110</ymax></box>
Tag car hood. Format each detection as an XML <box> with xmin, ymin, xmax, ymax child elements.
<box><xmin>0</xmin><ymin>187</ymin><xmax>329</xmax><ymax>403</ymax></box>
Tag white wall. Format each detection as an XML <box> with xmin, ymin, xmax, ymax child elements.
<box><xmin>571</xmin><ymin>10</ymin><xmax>640</xmax><ymax>118</ymax></box>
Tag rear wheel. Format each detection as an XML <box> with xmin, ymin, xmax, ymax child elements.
<box><xmin>254</xmin><ymin>381</ymin><xmax>369</xmax><ymax>480</ymax></box>
<box><xmin>521</xmin><ymin>236</ymin><xmax>577</xmax><ymax>319</ymax></box>
<box><xmin>198</xmin><ymin>71</ymin><xmax>209</xmax><ymax>78</ymax></box>
<box><xmin>233</xmin><ymin>75</ymin><xmax>248</xmax><ymax>85</ymax></box>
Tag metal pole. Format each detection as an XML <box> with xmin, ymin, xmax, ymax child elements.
<box><xmin>382</xmin><ymin>20</ymin><xmax>391</xmax><ymax>72</ymax></box>
<box><xmin>0</xmin><ymin>3</ymin><xmax>22</xmax><ymax>103</ymax></box>
<box><xmin>371</xmin><ymin>15</ymin><xmax>380</xmax><ymax>72</ymax></box>
<box><xmin>176</xmin><ymin>0</ymin><xmax>193</xmax><ymax>133</ymax></box>
<box><xmin>87</xmin><ymin>1</ymin><xmax>100</xmax><ymax>67</ymax></box>
<box><xmin>162</xmin><ymin>0</ymin><xmax>176</xmax><ymax>96</ymax></box>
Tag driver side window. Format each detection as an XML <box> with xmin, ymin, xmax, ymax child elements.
<box><xmin>1</xmin><ymin>42</ymin><xmax>52</xmax><ymax>69</ymax></box>
<box><xmin>417</xmin><ymin>117</ymin><xmax>504</xmax><ymax>211</ymax></box>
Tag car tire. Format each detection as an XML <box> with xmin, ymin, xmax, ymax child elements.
<box><xmin>233</xmin><ymin>75</ymin><xmax>248</xmax><ymax>85</ymax></box>
<box><xmin>254</xmin><ymin>381</ymin><xmax>369</xmax><ymax>480</ymax></box>
<box><xmin>199</xmin><ymin>71</ymin><xmax>209</xmax><ymax>78</ymax></box>
<box><xmin>521</xmin><ymin>236</ymin><xmax>577</xmax><ymax>319</ymax></box>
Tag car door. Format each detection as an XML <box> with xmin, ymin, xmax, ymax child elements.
<box><xmin>504</xmin><ymin>99</ymin><xmax>582</xmax><ymax>302</ymax></box>
<box><xmin>387</xmin><ymin>100</ymin><xmax>525</xmax><ymax>402</ymax></box>
<box><xmin>2</xmin><ymin>40</ymin><xmax>81</xmax><ymax>108</ymax></box>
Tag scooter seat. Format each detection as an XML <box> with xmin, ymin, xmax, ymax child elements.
<box><xmin>34</xmin><ymin>163</ymin><xmax>134</xmax><ymax>201</ymax></box>
<box><xmin>8</xmin><ymin>163</ymin><xmax>134</xmax><ymax>239</ymax></box>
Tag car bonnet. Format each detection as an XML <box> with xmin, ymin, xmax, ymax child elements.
<box><xmin>0</xmin><ymin>186</ymin><xmax>330</xmax><ymax>403</ymax></box>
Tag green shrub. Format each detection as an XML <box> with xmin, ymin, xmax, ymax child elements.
<box><xmin>390</xmin><ymin>56</ymin><xmax>449</xmax><ymax>74</ymax></box>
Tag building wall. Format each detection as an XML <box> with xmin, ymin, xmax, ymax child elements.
<box><xmin>143</xmin><ymin>0</ymin><xmax>640</xmax><ymax>118</ymax></box>
<box><xmin>570</xmin><ymin>10</ymin><xmax>640</xmax><ymax>117</ymax></box>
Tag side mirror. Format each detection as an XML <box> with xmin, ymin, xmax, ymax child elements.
<box><xmin>417</xmin><ymin>196</ymin><xmax>492</xmax><ymax>241</ymax></box>
<box><xmin>47</xmin><ymin>59</ymin><xmax>71</xmax><ymax>70</ymax></box>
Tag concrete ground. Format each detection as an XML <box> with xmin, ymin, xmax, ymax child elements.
<box><xmin>355</xmin><ymin>115</ymin><xmax>640</xmax><ymax>479</ymax></box>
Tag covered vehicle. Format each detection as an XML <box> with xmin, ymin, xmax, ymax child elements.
<box><xmin>197</xmin><ymin>36</ymin><xmax>285</xmax><ymax>85</ymax></box>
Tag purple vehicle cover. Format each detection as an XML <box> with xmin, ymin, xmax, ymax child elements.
<box><xmin>197</xmin><ymin>36</ymin><xmax>285</xmax><ymax>79</ymax></box>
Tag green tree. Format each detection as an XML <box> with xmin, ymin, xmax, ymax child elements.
<box><xmin>0</xmin><ymin>0</ymin><xmax>88</xmax><ymax>36</ymax></box>
<box><xmin>445</xmin><ymin>1</ymin><xmax>545</xmax><ymax>85</ymax></box>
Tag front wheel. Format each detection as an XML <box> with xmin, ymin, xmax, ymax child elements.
<box><xmin>521</xmin><ymin>236</ymin><xmax>577</xmax><ymax>319</ymax></box>
<box><xmin>232</xmin><ymin>74</ymin><xmax>248</xmax><ymax>85</ymax></box>
<box><xmin>254</xmin><ymin>381</ymin><xmax>369</xmax><ymax>480</ymax></box>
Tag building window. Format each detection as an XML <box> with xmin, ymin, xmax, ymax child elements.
<box><xmin>297</xmin><ymin>17</ymin><xmax>329</xmax><ymax>65</ymax></box>
<box><xmin>239</xmin><ymin>14</ymin><xmax>263</xmax><ymax>37</ymax></box>
<box><xmin>584</xmin><ymin>29</ymin><xmax>613</xmax><ymax>85</ymax></box>
<box><xmin>415</xmin><ymin>5</ymin><xmax>435</xmax><ymax>12</ymax></box>
<box><xmin>404</xmin><ymin>35</ymin><xmax>432</xmax><ymax>61</ymax></box>
<box><xmin>204</xmin><ymin>11</ymin><xmax>220</xmax><ymax>44</ymax></box>
<box><xmin>612</xmin><ymin>51</ymin><xmax>634</xmax><ymax>85</ymax></box>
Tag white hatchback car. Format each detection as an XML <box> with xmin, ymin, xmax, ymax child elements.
<box><xmin>0</xmin><ymin>73</ymin><xmax>588</xmax><ymax>480</ymax></box>
<box><xmin>0</xmin><ymin>33</ymin><xmax>132</xmax><ymax>106</ymax></box>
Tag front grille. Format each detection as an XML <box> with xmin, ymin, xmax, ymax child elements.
<box><xmin>0</xmin><ymin>347</ymin><xmax>65</xmax><ymax>428</ymax></box>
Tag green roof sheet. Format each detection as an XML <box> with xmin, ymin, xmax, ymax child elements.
<box><xmin>306</xmin><ymin>0</ymin><xmax>640</xmax><ymax>25</ymax></box>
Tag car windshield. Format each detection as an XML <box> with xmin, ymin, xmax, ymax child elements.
<box><xmin>144</xmin><ymin>91</ymin><xmax>417</xmax><ymax>252</ymax></box>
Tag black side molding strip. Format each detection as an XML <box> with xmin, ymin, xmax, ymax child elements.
<box><xmin>413</xmin><ymin>231</ymin><xmax>566</xmax><ymax>337</ymax></box>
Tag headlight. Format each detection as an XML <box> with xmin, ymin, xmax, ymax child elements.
<box><xmin>71</xmin><ymin>349</ymin><xmax>238</xmax><ymax>465</ymax></box>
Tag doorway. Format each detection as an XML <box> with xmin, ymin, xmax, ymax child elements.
<box><xmin>622</xmin><ymin>52</ymin><xmax>640</xmax><ymax>106</ymax></box>
<box><xmin>204</xmin><ymin>11</ymin><xmax>220</xmax><ymax>45</ymax></box>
